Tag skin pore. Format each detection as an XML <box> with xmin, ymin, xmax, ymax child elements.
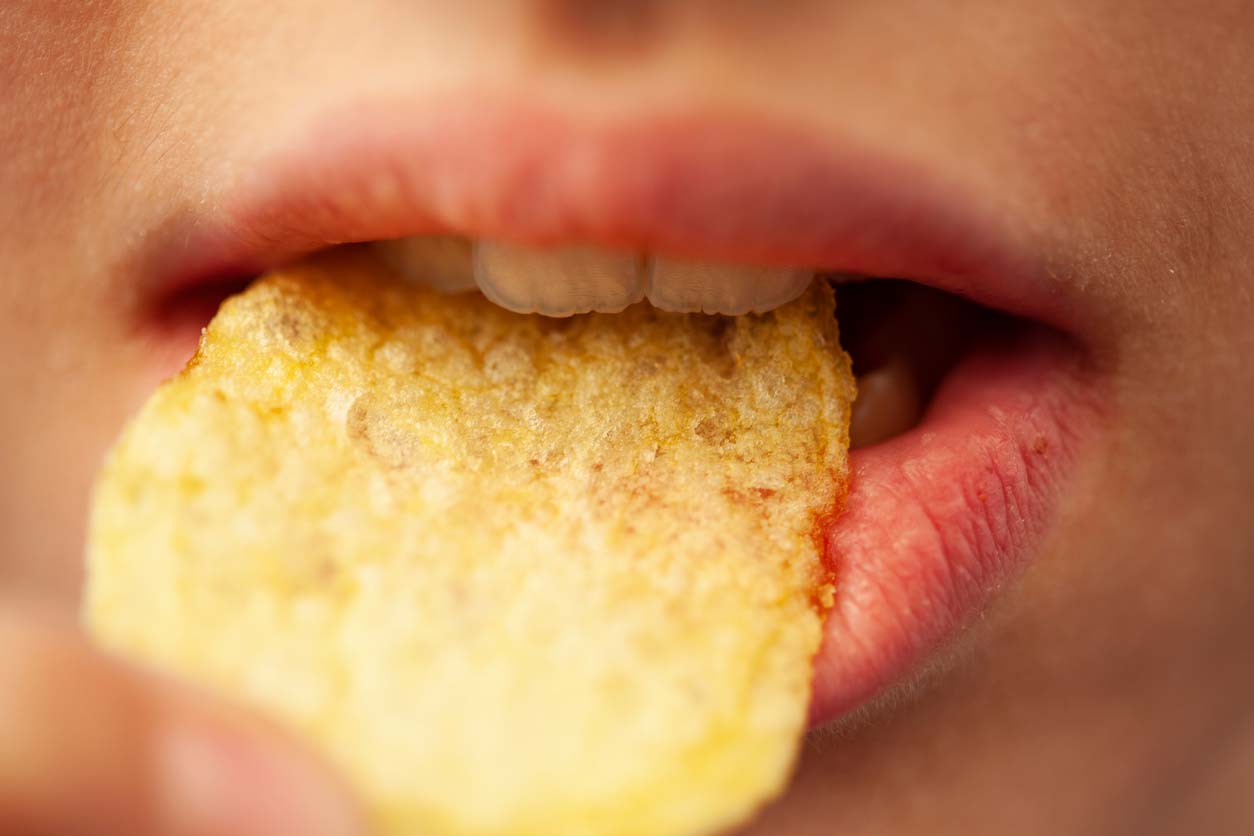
<box><xmin>2</xmin><ymin>2</ymin><xmax>1253</xmax><ymax>834</ymax></box>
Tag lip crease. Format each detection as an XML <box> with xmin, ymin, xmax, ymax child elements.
<box><xmin>142</xmin><ymin>94</ymin><xmax>1103</xmax><ymax>729</ymax></box>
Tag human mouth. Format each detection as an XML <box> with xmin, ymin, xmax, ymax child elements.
<box><xmin>142</xmin><ymin>94</ymin><xmax>1104</xmax><ymax>728</ymax></box>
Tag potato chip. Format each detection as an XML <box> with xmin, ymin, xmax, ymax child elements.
<box><xmin>86</xmin><ymin>248</ymin><xmax>854</xmax><ymax>836</ymax></box>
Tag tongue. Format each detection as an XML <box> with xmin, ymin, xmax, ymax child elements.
<box><xmin>837</xmin><ymin>280</ymin><xmax>985</xmax><ymax>449</ymax></box>
<box><xmin>850</xmin><ymin>358</ymin><xmax>922</xmax><ymax>449</ymax></box>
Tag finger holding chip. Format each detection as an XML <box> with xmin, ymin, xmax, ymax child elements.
<box><xmin>0</xmin><ymin>597</ymin><xmax>366</xmax><ymax>836</ymax></box>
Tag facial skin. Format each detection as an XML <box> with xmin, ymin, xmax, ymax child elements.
<box><xmin>2</xmin><ymin>2</ymin><xmax>1253</xmax><ymax>834</ymax></box>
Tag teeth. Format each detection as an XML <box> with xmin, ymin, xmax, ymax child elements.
<box><xmin>646</xmin><ymin>257</ymin><xmax>813</xmax><ymax>315</ymax></box>
<box><xmin>473</xmin><ymin>241</ymin><xmax>645</xmax><ymax>316</ymax></box>
<box><xmin>377</xmin><ymin>236</ymin><xmax>816</xmax><ymax>317</ymax></box>
<box><xmin>373</xmin><ymin>236</ymin><xmax>477</xmax><ymax>294</ymax></box>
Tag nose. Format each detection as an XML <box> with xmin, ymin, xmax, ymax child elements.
<box><xmin>526</xmin><ymin>0</ymin><xmax>666</xmax><ymax>56</ymax></box>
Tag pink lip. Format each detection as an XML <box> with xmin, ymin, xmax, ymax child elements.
<box><xmin>146</xmin><ymin>94</ymin><xmax>1102</xmax><ymax>728</ymax></box>
<box><xmin>811</xmin><ymin>324</ymin><xmax>1098</xmax><ymax>724</ymax></box>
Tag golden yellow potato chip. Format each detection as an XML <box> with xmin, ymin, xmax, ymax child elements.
<box><xmin>86</xmin><ymin>249</ymin><xmax>854</xmax><ymax>836</ymax></box>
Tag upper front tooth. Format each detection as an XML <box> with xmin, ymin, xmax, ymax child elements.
<box><xmin>373</xmin><ymin>236</ymin><xmax>477</xmax><ymax>293</ymax></box>
<box><xmin>473</xmin><ymin>241</ymin><xmax>645</xmax><ymax>316</ymax></box>
<box><xmin>646</xmin><ymin>257</ymin><xmax>813</xmax><ymax>315</ymax></box>
<box><xmin>377</xmin><ymin>236</ymin><xmax>814</xmax><ymax>317</ymax></box>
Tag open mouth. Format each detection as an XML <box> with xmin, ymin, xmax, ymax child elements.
<box><xmin>136</xmin><ymin>97</ymin><xmax>1103</xmax><ymax>730</ymax></box>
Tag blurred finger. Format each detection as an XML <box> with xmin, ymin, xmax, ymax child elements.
<box><xmin>0</xmin><ymin>603</ymin><xmax>368</xmax><ymax>836</ymax></box>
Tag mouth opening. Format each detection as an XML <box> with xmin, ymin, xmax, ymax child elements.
<box><xmin>836</xmin><ymin>278</ymin><xmax>1003</xmax><ymax>450</ymax></box>
<box><xmin>149</xmin><ymin>272</ymin><xmax>256</xmax><ymax>368</ymax></box>
<box><xmin>151</xmin><ymin>245</ymin><xmax>1033</xmax><ymax>461</ymax></box>
<box><xmin>147</xmin><ymin>235</ymin><xmax>1092</xmax><ymax>731</ymax></box>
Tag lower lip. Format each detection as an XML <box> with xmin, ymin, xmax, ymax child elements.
<box><xmin>808</xmin><ymin>321</ymin><xmax>1100</xmax><ymax>726</ymax></box>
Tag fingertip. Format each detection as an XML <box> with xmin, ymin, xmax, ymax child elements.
<box><xmin>0</xmin><ymin>607</ymin><xmax>371</xmax><ymax>836</ymax></box>
<box><xmin>156</xmin><ymin>697</ymin><xmax>370</xmax><ymax>836</ymax></box>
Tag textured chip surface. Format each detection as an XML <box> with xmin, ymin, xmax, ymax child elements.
<box><xmin>87</xmin><ymin>249</ymin><xmax>854</xmax><ymax>836</ymax></box>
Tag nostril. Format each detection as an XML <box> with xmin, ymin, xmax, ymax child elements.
<box><xmin>532</xmin><ymin>0</ymin><xmax>666</xmax><ymax>57</ymax></box>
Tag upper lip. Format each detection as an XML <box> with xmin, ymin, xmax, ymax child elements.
<box><xmin>139</xmin><ymin>93</ymin><xmax>1102</xmax><ymax>729</ymax></box>
<box><xmin>146</xmin><ymin>93</ymin><xmax>1076</xmax><ymax>335</ymax></box>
